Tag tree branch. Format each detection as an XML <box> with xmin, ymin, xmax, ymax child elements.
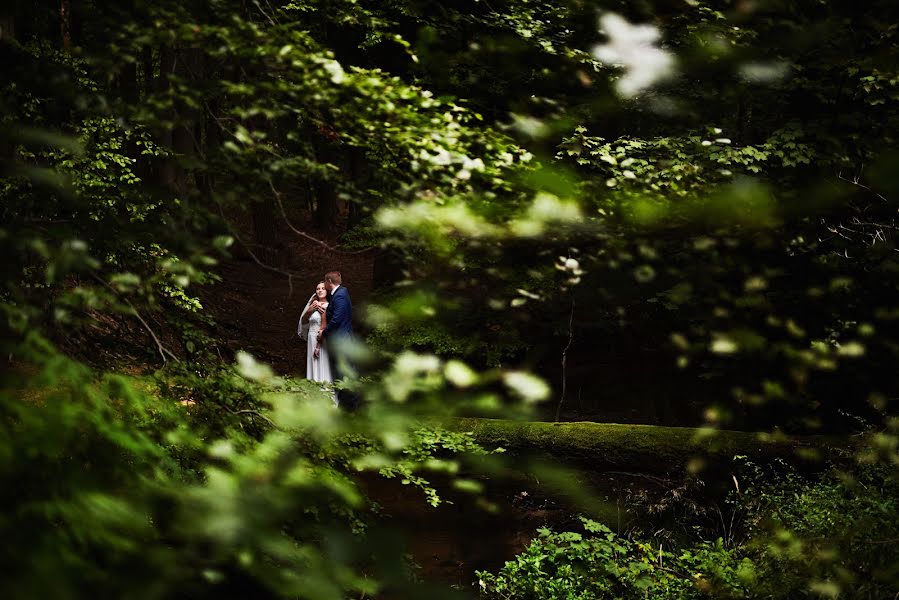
<box><xmin>216</xmin><ymin>201</ymin><xmax>308</xmax><ymax>296</ymax></box>
<box><xmin>226</xmin><ymin>406</ymin><xmax>280</xmax><ymax>430</ymax></box>
<box><xmin>837</xmin><ymin>170</ymin><xmax>888</xmax><ymax>203</ymax></box>
<box><xmin>269</xmin><ymin>179</ymin><xmax>374</xmax><ymax>256</ymax></box>
<box><xmin>91</xmin><ymin>273</ymin><xmax>180</xmax><ymax>365</ymax></box>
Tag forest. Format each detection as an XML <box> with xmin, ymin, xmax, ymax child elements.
<box><xmin>1</xmin><ymin>0</ymin><xmax>898</xmax><ymax>598</ymax></box>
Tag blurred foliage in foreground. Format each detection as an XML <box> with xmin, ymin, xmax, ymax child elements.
<box><xmin>2</xmin><ymin>0</ymin><xmax>899</xmax><ymax>598</ymax></box>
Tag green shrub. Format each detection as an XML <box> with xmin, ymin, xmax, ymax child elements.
<box><xmin>478</xmin><ymin>462</ymin><xmax>899</xmax><ymax>600</ymax></box>
<box><xmin>736</xmin><ymin>461</ymin><xmax>899</xmax><ymax>599</ymax></box>
<box><xmin>477</xmin><ymin>518</ymin><xmax>755</xmax><ymax>599</ymax></box>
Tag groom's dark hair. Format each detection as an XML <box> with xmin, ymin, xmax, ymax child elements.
<box><xmin>325</xmin><ymin>271</ymin><xmax>342</xmax><ymax>285</ymax></box>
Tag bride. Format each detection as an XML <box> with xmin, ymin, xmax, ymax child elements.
<box><xmin>297</xmin><ymin>282</ymin><xmax>333</xmax><ymax>383</ymax></box>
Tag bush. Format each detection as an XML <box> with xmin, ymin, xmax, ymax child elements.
<box><xmin>478</xmin><ymin>461</ymin><xmax>899</xmax><ymax>599</ymax></box>
<box><xmin>737</xmin><ymin>462</ymin><xmax>899</xmax><ymax>599</ymax></box>
<box><xmin>477</xmin><ymin>518</ymin><xmax>755</xmax><ymax>599</ymax></box>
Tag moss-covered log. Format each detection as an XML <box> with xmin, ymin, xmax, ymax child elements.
<box><xmin>447</xmin><ymin>418</ymin><xmax>846</xmax><ymax>474</ymax></box>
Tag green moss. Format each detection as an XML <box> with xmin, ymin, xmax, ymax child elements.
<box><xmin>445</xmin><ymin>418</ymin><xmax>845</xmax><ymax>473</ymax></box>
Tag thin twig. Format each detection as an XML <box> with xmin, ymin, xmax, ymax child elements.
<box><xmin>229</xmin><ymin>407</ymin><xmax>280</xmax><ymax>430</ymax></box>
<box><xmin>603</xmin><ymin>471</ymin><xmax>671</xmax><ymax>486</ymax></box>
<box><xmin>577</xmin><ymin>385</ymin><xmax>582</xmax><ymax>417</ymax></box>
<box><xmin>252</xmin><ymin>0</ymin><xmax>278</xmax><ymax>26</ymax></box>
<box><xmin>91</xmin><ymin>273</ymin><xmax>180</xmax><ymax>365</ymax></box>
<box><xmin>837</xmin><ymin>170</ymin><xmax>888</xmax><ymax>203</ymax></box>
<box><xmin>555</xmin><ymin>298</ymin><xmax>575</xmax><ymax>422</ymax></box>
<box><xmin>850</xmin><ymin>218</ymin><xmax>897</xmax><ymax>229</ymax></box>
<box><xmin>130</xmin><ymin>304</ymin><xmax>181</xmax><ymax>363</ymax></box>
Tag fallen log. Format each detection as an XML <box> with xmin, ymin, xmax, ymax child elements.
<box><xmin>446</xmin><ymin>418</ymin><xmax>847</xmax><ymax>474</ymax></box>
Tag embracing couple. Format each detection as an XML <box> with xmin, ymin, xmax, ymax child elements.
<box><xmin>297</xmin><ymin>270</ymin><xmax>358</xmax><ymax>409</ymax></box>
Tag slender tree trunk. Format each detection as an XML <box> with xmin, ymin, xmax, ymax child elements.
<box><xmin>346</xmin><ymin>148</ymin><xmax>368</xmax><ymax>228</ymax></box>
<box><xmin>251</xmin><ymin>197</ymin><xmax>277</xmax><ymax>263</ymax></box>
<box><xmin>157</xmin><ymin>46</ymin><xmax>177</xmax><ymax>190</ymax></box>
<box><xmin>171</xmin><ymin>47</ymin><xmax>202</xmax><ymax>195</ymax></box>
<box><xmin>236</xmin><ymin>55</ymin><xmax>279</xmax><ymax>261</ymax></box>
<box><xmin>119</xmin><ymin>62</ymin><xmax>139</xmax><ymax>104</ymax></box>
<box><xmin>141</xmin><ymin>46</ymin><xmax>154</xmax><ymax>95</ymax></box>
<box><xmin>197</xmin><ymin>96</ymin><xmax>220</xmax><ymax>197</ymax></box>
<box><xmin>313</xmin><ymin>141</ymin><xmax>340</xmax><ymax>229</ymax></box>
<box><xmin>0</xmin><ymin>12</ymin><xmax>14</xmax><ymax>171</ymax></box>
<box><xmin>199</xmin><ymin>52</ymin><xmax>221</xmax><ymax>195</ymax></box>
<box><xmin>158</xmin><ymin>45</ymin><xmax>176</xmax><ymax>93</ymax></box>
<box><xmin>60</xmin><ymin>0</ymin><xmax>71</xmax><ymax>47</ymax></box>
<box><xmin>0</xmin><ymin>12</ymin><xmax>15</xmax><ymax>43</ymax></box>
<box><xmin>735</xmin><ymin>91</ymin><xmax>746</xmax><ymax>141</ymax></box>
<box><xmin>555</xmin><ymin>299</ymin><xmax>576</xmax><ymax>422</ymax></box>
<box><xmin>314</xmin><ymin>179</ymin><xmax>339</xmax><ymax>230</ymax></box>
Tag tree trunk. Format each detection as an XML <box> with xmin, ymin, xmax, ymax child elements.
<box><xmin>372</xmin><ymin>249</ymin><xmax>406</xmax><ymax>291</ymax></box>
<box><xmin>346</xmin><ymin>148</ymin><xmax>368</xmax><ymax>228</ymax></box>
<box><xmin>197</xmin><ymin>96</ymin><xmax>220</xmax><ymax>197</ymax></box>
<box><xmin>251</xmin><ymin>197</ymin><xmax>277</xmax><ymax>264</ymax></box>
<box><xmin>313</xmin><ymin>141</ymin><xmax>341</xmax><ymax>229</ymax></box>
<box><xmin>119</xmin><ymin>61</ymin><xmax>139</xmax><ymax>105</ymax></box>
<box><xmin>0</xmin><ymin>12</ymin><xmax>15</xmax><ymax>43</ymax></box>
<box><xmin>171</xmin><ymin>47</ymin><xmax>202</xmax><ymax>195</ymax></box>
<box><xmin>60</xmin><ymin>0</ymin><xmax>71</xmax><ymax>48</ymax></box>
<box><xmin>141</xmin><ymin>46</ymin><xmax>154</xmax><ymax>95</ymax></box>
<box><xmin>446</xmin><ymin>418</ymin><xmax>849</xmax><ymax>475</ymax></box>
<box><xmin>314</xmin><ymin>179</ymin><xmax>339</xmax><ymax>229</ymax></box>
<box><xmin>157</xmin><ymin>45</ymin><xmax>177</xmax><ymax>190</ymax></box>
<box><xmin>196</xmin><ymin>50</ymin><xmax>224</xmax><ymax>199</ymax></box>
<box><xmin>0</xmin><ymin>12</ymin><xmax>14</xmax><ymax>171</ymax></box>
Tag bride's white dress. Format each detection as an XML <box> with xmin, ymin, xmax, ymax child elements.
<box><xmin>305</xmin><ymin>310</ymin><xmax>333</xmax><ymax>383</ymax></box>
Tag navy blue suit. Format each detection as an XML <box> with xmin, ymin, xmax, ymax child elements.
<box><xmin>323</xmin><ymin>286</ymin><xmax>353</xmax><ymax>340</ymax></box>
<box><xmin>323</xmin><ymin>286</ymin><xmax>358</xmax><ymax>409</ymax></box>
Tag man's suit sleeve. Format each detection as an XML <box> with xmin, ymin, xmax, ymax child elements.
<box><xmin>325</xmin><ymin>291</ymin><xmax>350</xmax><ymax>335</ymax></box>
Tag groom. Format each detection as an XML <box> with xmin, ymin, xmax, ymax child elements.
<box><xmin>318</xmin><ymin>270</ymin><xmax>359</xmax><ymax>410</ymax></box>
